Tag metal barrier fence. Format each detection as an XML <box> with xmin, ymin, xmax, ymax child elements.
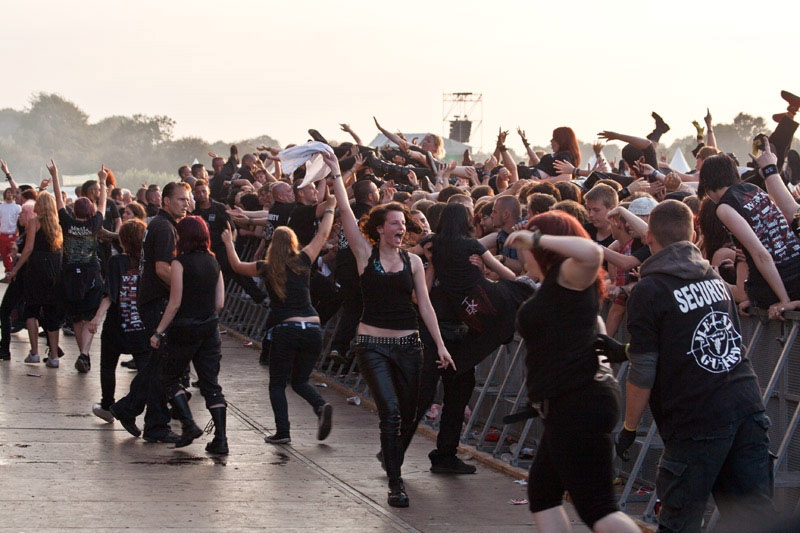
<box><xmin>217</xmin><ymin>244</ymin><xmax>800</xmax><ymax>525</ymax></box>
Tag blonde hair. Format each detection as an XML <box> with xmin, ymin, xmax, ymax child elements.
<box><xmin>426</xmin><ymin>133</ymin><xmax>445</xmax><ymax>159</ymax></box>
<box><xmin>33</xmin><ymin>192</ymin><xmax>62</xmax><ymax>251</ymax></box>
<box><xmin>264</xmin><ymin>227</ymin><xmax>307</xmax><ymax>301</ymax></box>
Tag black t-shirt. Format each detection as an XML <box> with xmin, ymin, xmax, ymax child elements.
<box><xmin>627</xmin><ymin>244</ymin><xmax>764</xmax><ymax>440</ymax></box>
<box><xmin>431</xmin><ymin>236</ymin><xmax>488</xmax><ymax>296</ymax></box>
<box><xmin>139</xmin><ymin>210</ymin><xmax>177</xmax><ymax>306</ymax></box>
<box><xmin>103</xmin><ymin>254</ymin><xmax>148</xmax><ymax>352</ymax></box>
<box><xmin>175</xmin><ymin>250</ymin><xmax>220</xmax><ymax>321</ymax></box>
<box><xmin>517</xmin><ymin>260</ymin><xmax>599</xmax><ymax>401</ymax></box>
<box><xmin>288</xmin><ymin>203</ymin><xmax>319</xmax><ymax>247</ymax></box>
<box><xmin>58</xmin><ymin>208</ymin><xmax>103</xmax><ymax>265</ymax></box>
<box><xmin>631</xmin><ymin>238</ymin><xmax>652</xmax><ymax>263</ymax></box>
<box><xmin>103</xmin><ymin>202</ymin><xmax>120</xmax><ymax>231</ymax></box>
<box><xmin>146</xmin><ymin>203</ymin><xmax>160</xmax><ymax>218</ymax></box>
<box><xmin>258</xmin><ymin>251</ymin><xmax>316</xmax><ymax>322</ymax></box>
<box><xmin>264</xmin><ymin>201</ymin><xmax>295</xmax><ymax>247</ymax></box>
<box><xmin>194</xmin><ymin>200</ymin><xmax>232</xmax><ymax>249</ymax></box>
<box><xmin>583</xmin><ymin>222</ymin><xmax>615</xmax><ymax>248</ymax></box>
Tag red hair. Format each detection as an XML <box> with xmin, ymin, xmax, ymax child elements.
<box><xmin>176</xmin><ymin>216</ymin><xmax>212</xmax><ymax>256</ymax></box>
<box><xmin>552</xmin><ymin>126</ymin><xmax>581</xmax><ymax>168</ymax></box>
<box><xmin>527</xmin><ymin>210</ymin><xmax>605</xmax><ymax>299</ymax></box>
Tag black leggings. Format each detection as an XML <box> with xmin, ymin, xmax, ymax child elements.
<box><xmin>353</xmin><ymin>336</ymin><xmax>422</xmax><ymax>482</ymax></box>
<box><xmin>528</xmin><ymin>376</ymin><xmax>621</xmax><ymax>528</ymax></box>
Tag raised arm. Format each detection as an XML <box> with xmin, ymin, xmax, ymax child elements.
<box><xmin>506</xmin><ymin>229</ymin><xmax>603</xmax><ymax>291</ymax></box>
<box><xmin>704</xmin><ymin>108</ymin><xmax>717</xmax><ymax>150</ymax></box>
<box><xmin>302</xmin><ymin>195</ymin><xmax>337</xmax><ymax>262</ymax></box>
<box><xmin>517</xmin><ymin>127</ymin><xmax>539</xmax><ymax>165</ymax></box>
<box><xmin>323</xmin><ymin>151</ymin><xmax>371</xmax><ymax>263</ymax></box>
<box><xmin>97</xmin><ymin>165</ymin><xmax>108</xmax><ymax>216</ymax></box>
<box><xmin>752</xmin><ymin>141</ymin><xmax>799</xmax><ymax>220</ymax></box>
<box><xmin>373</xmin><ymin>117</ymin><xmax>409</xmax><ymax>152</ymax></box>
<box><xmin>47</xmin><ymin>159</ymin><xmax>65</xmax><ymax>211</ymax></box>
<box><xmin>220</xmin><ymin>228</ymin><xmax>259</xmax><ymax>277</ymax></box>
<box><xmin>597</xmin><ymin>130</ymin><xmax>651</xmax><ymax>151</ymax></box>
<box><xmin>340</xmin><ymin>123</ymin><xmax>363</xmax><ymax>146</ymax></box>
<box><xmin>0</xmin><ymin>159</ymin><xmax>19</xmax><ymax>193</ymax></box>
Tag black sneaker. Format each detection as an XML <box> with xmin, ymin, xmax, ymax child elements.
<box><xmin>316</xmin><ymin>403</ymin><xmax>332</xmax><ymax>441</ymax></box>
<box><xmin>0</xmin><ymin>349</ymin><xmax>10</xmax><ymax>361</ymax></box>
<box><xmin>264</xmin><ymin>434</ymin><xmax>290</xmax><ymax>444</ymax></box>
<box><xmin>110</xmin><ymin>405</ymin><xmax>141</xmax><ymax>437</ymax></box>
<box><xmin>75</xmin><ymin>353</ymin><xmax>91</xmax><ymax>373</ymax></box>
<box><xmin>429</xmin><ymin>450</ymin><xmax>477</xmax><ymax>474</ymax></box>
<box><xmin>143</xmin><ymin>430</ymin><xmax>181</xmax><ymax>443</ymax></box>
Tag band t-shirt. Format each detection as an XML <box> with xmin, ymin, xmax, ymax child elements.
<box><xmin>264</xmin><ymin>201</ymin><xmax>295</xmax><ymax>247</ymax></box>
<box><xmin>58</xmin><ymin>208</ymin><xmax>103</xmax><ymax>265</ymax></box>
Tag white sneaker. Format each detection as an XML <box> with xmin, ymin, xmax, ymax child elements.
<box><xmin>24</xmin><ymin>352</ymin><xmax>40</xmax><ymax>363</ymax></box>
<box><xmin>92</xmin><ymin>404</ymin><xmax>114</xmax><ymax>423</ymax></box>
<box><xmin>45</xmin><ymin>356</ymin><xmax>59</xmax><ymax>368</ymax></box>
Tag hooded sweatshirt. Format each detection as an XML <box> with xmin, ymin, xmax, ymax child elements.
<box><xmin>626</xmin><ymin>241</ymin><xmax>764</xmax><ymax>440</ymax></box>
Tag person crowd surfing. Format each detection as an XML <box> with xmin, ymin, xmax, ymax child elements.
<box><xmin>2</xmin><ymin>88</ymin><xmax>800</xmax><ymax>526</ymax></box>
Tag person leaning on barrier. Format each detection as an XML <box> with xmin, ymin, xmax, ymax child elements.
<box><xmin>613</xmin><ymin>200</ymin><xmax>774</xmax><ymax>532</ymax></box>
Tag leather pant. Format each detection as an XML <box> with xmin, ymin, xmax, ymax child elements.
<box><xmin>353</xmin><ymin>336</ymin><xmax>422</xmax><ymax>482</ymax></box>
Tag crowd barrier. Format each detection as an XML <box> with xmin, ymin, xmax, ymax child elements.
<box><xmin>217</xmin><ymin>243</ymin><xmax>800</xmax><ymax>526</ymax></box>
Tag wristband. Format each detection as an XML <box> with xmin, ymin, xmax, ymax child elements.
<box><xmin>324</xmin><ymin>209</ymin><xmax>335</xmax><ymax>215</ymax></box>
<box><xmin>651</xmin><ymin>170</ymin><xmax>662</xmax><ymax>181</ymax></box>
<box><xmin>499</xmin><ymin>146</ymin><xmax>507</xmax><ymax>153</ymax></box>
<box><xmin>333</xmin><ymin>174</ymin><xmax>342</xmax><ymax>179</ymax></box>
<box><xmin>572</xmin><ymin>167</ymin><xmax>579</xmax><ymax>177</ymax></box>
<box><xmin>531</xmin><ymin>228</ymin><xmax>543</xmax><ymax>248</ymax></box>
<box><xmin>623</xmin><ymin>423</ymin><xmax>637</xmax><ymax>432</ymax></box>
<box><xmin>762</xmin><ymin>164</ymin><xmax>779</xmax><ymax>178</ymax></box>
<box><xmin>153</xmin><ymin>331</ymin><xmax>165</xmax><ymax>341</ymax></box>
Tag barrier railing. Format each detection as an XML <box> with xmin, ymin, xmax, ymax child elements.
<box><xmin>217</xmin><ymin>243</ymin><xmax>800</xmax><ymax>524</ymax></box>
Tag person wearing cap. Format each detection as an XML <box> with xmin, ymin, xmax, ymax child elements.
<box><xmin>614</xmin><ymin>200</ymin><xmax>773</xmax><ymax>531</ymax></box>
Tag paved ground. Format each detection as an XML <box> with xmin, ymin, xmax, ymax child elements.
<box><xmin>0</xmin><ymin>301</ymin><xmax>591</xmax><ymax>531</ymax></box>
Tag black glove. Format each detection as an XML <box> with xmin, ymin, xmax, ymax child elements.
<box><xmin>594</xmin><ymin>334</ymin><xmax>629</xmax><ymax>364</ymax></box>
<box><xmin>615</xmin><ymin>428</ymin><xmax>637</xmax><ymax>461</ymax></box>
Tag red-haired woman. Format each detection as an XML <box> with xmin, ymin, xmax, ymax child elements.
<box><xmin>150</xmin><ymin>216</ymin><xmax>228</xmax><ymax>453</ymax></box>
<box><xmin>324</xmin><ymin>151</ymin><xmax>454</xmax><ymax>508</ymax></box>
<box><xmin>507</xmin><ymin>211</ymin><xmax>638</xmax><ymax>533</ymax></box>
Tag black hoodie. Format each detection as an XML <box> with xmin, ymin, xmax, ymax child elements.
<box><xmin>626</xmin><ymin>241</ymin><xmax>764</xmax><ymax>440</ymax></box>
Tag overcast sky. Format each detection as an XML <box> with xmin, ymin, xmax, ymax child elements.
<box><xmin>4</xmin><ymin>0</ymin><xmax>800</xmax><ymax>155</ymax></box>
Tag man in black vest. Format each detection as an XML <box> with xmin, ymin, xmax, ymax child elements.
<box><xmin>617</xmin><ymin>200</ymin><xmax>772</xmax><ymax>531</ymax></box>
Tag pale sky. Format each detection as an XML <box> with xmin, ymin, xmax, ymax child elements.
<box><xmin>4</xmin><ymin>0</ymin><xmax>800</xmax><ymax>156</ymax></box>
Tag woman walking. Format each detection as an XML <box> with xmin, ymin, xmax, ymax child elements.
<box><xmin>507</xmin><ymin>211</ymin><xmax>639</xmax><ymax>533</ymax></box>
<box><xmin>150</xmin><ymin>216</ymin><xmax>228</xmax><ymax>453</ymax></box>
<box><xmin>221</xmin><ymin>194</ymin><xmax>337</xmax><ymax>445</ymax></box>
<box><xmin>325</xmin><ymin>151</ymin><xmax>454</xmax><ymax>508</ymax></box>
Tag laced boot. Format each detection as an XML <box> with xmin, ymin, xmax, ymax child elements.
<box><xmin>205</xmin><ymin>406</ymin><xmax>229</xmax><ymax>454</ymax></box>
<box><xmin>169</xmin><ymin>393</ymin><xmax>203</xmax><ymax>448</ymax></box>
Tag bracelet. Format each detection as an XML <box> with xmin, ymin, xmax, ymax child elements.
<box><xmin>153</xmin><ymin>331</ymin><xmax>164</xmax><ymax>340</ymax></box>
<box><xmin>333</xmin><ymin>174</ymin><xmax>342</xmax><ymax>179</ymax></box>
<box><xmin>651</xmin><ymin>170</ymin><xmax>662</xmax><ymax>181</ymax></box>
<box><xmin>532</xmin><ymin>228</ymin><xmax>543</xmax><ymax>248</ymax></box>
<box><xmin>499</xmin><ymin>146</ymin><xmax>507</xmax><ymax>153</ymax></box>
<box><xmin>762</xmin><ymin>164</ymin><xmax>779</xmax><ymax>178</ymax></box>
<box><xmin>324</xmin><ymin>209</ymin><xmax>334</xmax><ymax>215</ymax></box>
<box><xmin>623</xmin><ymin>423</ymin><xmax>637</xmax><ymax>432</ymax></box>
<box><xmin>572</xmin><ymin>167</ymin><xmax>579</xmax><ymax>177</ymax></box>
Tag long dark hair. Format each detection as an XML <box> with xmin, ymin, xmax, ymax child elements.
<box><xmin>433</xmin><ymin>202</ymin><xmax>475</xmax><ymax>258</ymax></box>
<box><xmin>697</xmin><ymin>197</ymin><xmax>731</xmax><ymax>260</ymax></box>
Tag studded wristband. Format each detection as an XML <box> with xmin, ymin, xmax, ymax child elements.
<box><xmin>762</xmin><ymin>164</ymin><xmax>779</xmax><ymax>178</ymax></box>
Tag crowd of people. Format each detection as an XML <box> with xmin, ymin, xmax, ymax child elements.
<box><xmin>1</xmin><ymin>89</ymin><xmax>799</xmax><ymax>530</ymax></box>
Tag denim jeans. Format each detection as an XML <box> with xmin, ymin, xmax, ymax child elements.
<box><xmin>657</xmin><ymin>411</ymin><xmax>774</xmax><ymax>533</ymax></box>
<box><xmin>268</xmin><ymin>322</ymin><xmax>325</xmax><ymax>436</ymax></box>
<box><xmin>352</xmin><ymin>335</ymin><xmax>422</xmax><ymax>482</ymax></box>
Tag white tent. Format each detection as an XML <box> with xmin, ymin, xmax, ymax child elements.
<box><xmin>669</xmin><ymin>149</ymin><xmax>691</xmax><ymax>173</ymax></box>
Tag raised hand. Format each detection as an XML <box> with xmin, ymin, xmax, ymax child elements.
<box><xmin>704</xmin><ymin>107</ymin><xmax>713</xmax><ymax>127</ymax></box>
<box><xmin>634</xmin><ymin>160</ymin><xmax>655</xmax><ymax>177</ymax></box>
<box><xmin>517</xmin><ymin>127</ymin><xmax>528</xmax><ymax>144</ymax></box>
<box><xmin>208</xmin><ymin>151</ymin><xmax>219</xmax><ymax>158</ymax></box>
<box><xmin>592</xmin><ymin>141</ymin><xmax>604</xmax><ymax>156</ymax></box>
<box><xmin>98</xmin><ymin>164</ymin><xmax>108</xmax><ymax>183</ymax></box>
<box><xmin>627</xmin><ymin>178</ymin><xmax>647</xmax><ymax>194</ymax></box>
<box><xmin>496</xmin><ymin>128</ymin><xmax>508</xmax><ymax>146</ymax></box>
<box><xmin>46</xmin><ymin>159</ymin><xmax>58</xmax><ymax>180</ymax></box>
<box><xmin>352</xmin><ymin>153</ymin><xmax>366</xmax><ymax>172</ymax></box>
<box><xmin>0</xmin><ymin>159</ymin><xmax>8</xmax><ymax>175</ymax></box>
<box><xmin>39</xmin><ymin>177</ymin><xmax>51</xmax><ymax>190</ymax></box>
<box><xmin>749</xmin><ymin>134</ymin><xmax>778</xmax><ymax>170</ymax></box>
<box><xmin>339</xmin><ymin>123</ymin><xmax>352</xmax><ymax>133</ymax></box>
<box><xmin>597</xmin><ymin>131</ymin><xmax>618</xmax><ymax>142</ymax></box>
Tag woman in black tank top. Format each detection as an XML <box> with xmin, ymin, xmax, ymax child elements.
<box><xmin>150</xmin><ymin>216</ymin><xmax>228</xmax><ymax>453</ymax></box>
<box><xmin>325</xmin><ymin>152</ymin><xmax>454</xmax><ymax>508</ymax></box>
<box><xmin>221</xmin><ymin>195</ymin><xmax>337</xmax><ymax>445</ymax></box>
<box><xmin>507</xmin><ymin>211</ymin><xmax>639</xmax><ymax>533</ymax></box>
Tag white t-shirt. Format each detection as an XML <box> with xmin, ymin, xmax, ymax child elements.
<box><xmin>0</xmin><ymin>201</ymin><xmax>21</xmax><ymax>234</ymax></box>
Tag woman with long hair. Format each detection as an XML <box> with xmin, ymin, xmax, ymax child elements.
<box><xmin>416</xmin><ymin>202</ymin><xmax>533</xmax><ymax>472</ymax></box>
<box><xmin>88</xmin><ymin>219</ymin><xmax>150</xmax><ymax>424</ymax></box>
<box><xmin>222</xmin><ymin>195</ymin><xmax>337</xmax><ymax>445</ymax></box>
<box><xmin>9</xmin><ymin>190</ymin><xmax>64</xmax><ymax>367</ymax></box>
<box><xmin>506</xmin><ymin>210</ymin><xmax>639</xmax><ymax>533</ymax></box>
<box><xmin>698</xmin><ymin>150</ymin><xmax>800</xmax><ymax>318</ymax></box>
<box><xmin>149</xmin><ymin>216</ymin><xmax>227</xmax><ymax>452</ymax></box>
<box><xmin>325</xmin><ymin>151</ymin><xmax>454</xmax><ymax>508</ymax></box>
<box><xmin>51</xmin><ymin>161</ymin><xmax>107</xmax><ymax>373</ymax></box>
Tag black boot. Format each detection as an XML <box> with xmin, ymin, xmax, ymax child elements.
<box><xmin>170</xmin><ymin>389</ymin><xmax>192</xmax><ymax>420</ymax></box>
<box><xmin>205</xmin><ymin>406</ymin><xmax>229</xmax><ymax>454</ymax></box>
<box><xmin>169</xmin><ymin>393</ymin><xmax>203</xmax><ymax>448</ymax></box>
<box><xmin>308</xmin><ymin>129</ymin><xmax>328</xmax><ymax>144</ymax></box>
<box><xmin>388</xmin><ymin>478</ymin><xmax>409</xmax><ymax>508</ymax></box>
<box><xmin>367</xmin><ymin>154</ymin><xmax>412</xmax><ymax>185</ymax></box>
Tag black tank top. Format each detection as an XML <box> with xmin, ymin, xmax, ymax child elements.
<box><xmin>175</xmin><ymin>250</ymin><xmax>220</xmax><ymax>321</ymax></box>
<box><xmin>359</xmin><ymin>246</ymin><xmax>418</xmax><ymax>330</ymax></box>
<box><xmin>517</xmin><ymin>260</ymin><xmax>599</xmax><ymax>401</ymax></box>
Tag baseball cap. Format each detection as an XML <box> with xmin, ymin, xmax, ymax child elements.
<box><xmin>629</xmin><ymin>197</ymin><xmax>658</xmax><ymax>216</ymax></box>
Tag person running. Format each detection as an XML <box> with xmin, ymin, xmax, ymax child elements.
<box><xmin>507</xmin><ymin>211</ymin><xmax>639</xmax><ymax>533</ymax></box>
<box><xmin>221</xmin><ymin>194</ymin><xmax>337</xmax><ymax>445</ymax></box>
<box><xmin>88</xmin><ymin>219</ymin><xmax>150</xmax><ymax>425</ymax></box>
<box><xmin>325</xmin><ymin>151</ymin><xmax>454</xmax><ymax>508</ymax></box>
<box><xmin>150</xmin><ymin>215</ymin><xmax>228</xmax><ymax>452</ymax></box>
